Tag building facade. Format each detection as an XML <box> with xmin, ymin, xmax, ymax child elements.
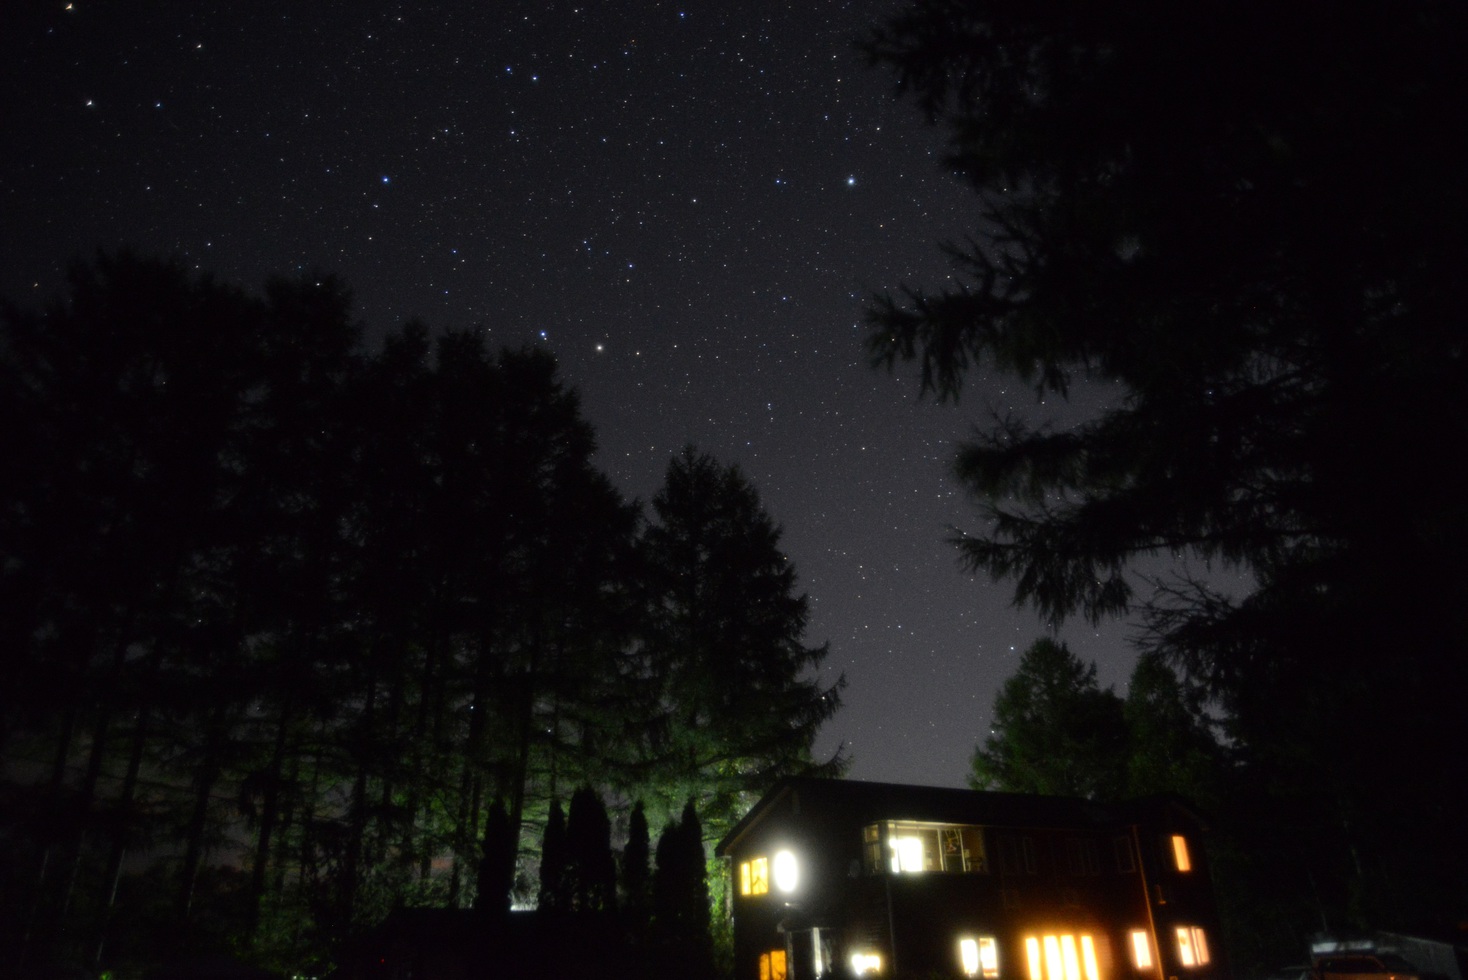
<box><xmin>716</xmin><ymin>778</ymin><xmax>1224</xmax><ymax>980</ymax></box>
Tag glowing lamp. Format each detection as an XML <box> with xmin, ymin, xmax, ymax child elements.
<box><xmin>773</xmin><ymin>849</ymin><xmax>798</xmax><ymax>893</ymax></box>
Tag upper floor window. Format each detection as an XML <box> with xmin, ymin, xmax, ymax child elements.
<box><xmin>740</xmin><ymin>856</ymin><xmax>769</xmax><ymax>896</ymax></box>
<box><xmin>740</xmin><ymin>852</ymin><xmax>797</xmax><ymax>897</ymax></box>
<box><xmin>1170</xmin><ymin>835</ymin><xmax>1192</xmax><ymax>872</ymax></box>
<box><xmin>1066</xmin><ymin>837</ymin><xmax>1101</xmax><ymax>876</ymax></box>
<box><xmin>999</xmin><ymin>835</ymin><xmax>1038</xmax><ymax>875</ymax></box>
<box><xmin>1114</xmin><ymin>836</ymin><xmax>1136</xmax><ymax>873</ymax></box>
<box><xmin>862</xmin><ymin>820</ymin><xmax>988</xmax><ymax>874</ymax></box>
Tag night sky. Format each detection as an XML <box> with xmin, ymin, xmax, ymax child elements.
<box><xmin>3</xmin><ymin>0</ymin><xmax>1148</xmax><ymax>788</ymax></box>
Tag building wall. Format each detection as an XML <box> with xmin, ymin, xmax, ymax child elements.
<box><xmin>724</xmin><ymin>785</ymin><xmax>1225</xmax><ymax>980</ymax></box>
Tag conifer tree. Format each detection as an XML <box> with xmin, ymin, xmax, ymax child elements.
<box><xmin>969</xmin><ymin>639</ymin><xmax>1126</xmax><ymax>800</ymax></box>
<box><xmin>642</xmin><ymin>448</ymin><xmax>844</xmax><ymax>831</ymax></box>
<box><xmin>651</xmin><ymin>801</ymin><xmax>713</xmax><ymax>979</ymax></box>
<box><xmin>537</xmin><ymin>800</ymin><xmax>568</xmax><ymax>913</ymax></box>
<box><xmin>564</xmin><ymin>787</ymin><xmax>617</xmax><ymax>913</ymax></box>
<box><xmin>621</xmin><ymin>800</ymin><xmax>652</xmax><ymax>931</ymax></box>
<box><xmin>474</xmin><ymin>799</ymin><xmax>516</xmax><ymax>915</ymax></box>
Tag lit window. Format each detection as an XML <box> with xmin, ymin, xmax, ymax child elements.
<box><xmin>1171</xmin><ymin>835</ymin><xmax>1192</xmax><ymax>872</ymax></box>
<box><xmin>760</xmin><ymin>949</ymin><xmax>787</xmax><ymax>980</ymax></box>
<box><xmin>741</xmin><ymin>857</ymin><xmax>768</xmax><ymax>896</ymax></box>
<box><xmin>876</xmin><ymin>821</ymin><xmax>988</xmax><ymax>873</ymax></box>
<box><xmin>1025</xmin><ymin>934</ymin><xmax>1102</xmax><ymax>980</ymax></box>
<box><xmin>890</xmin><ymin>835</ymin><xmax>924</xmax><ymax>873</ymax></box>
<box><xmin>851</xmin><ymin>952</ymin><xmax>882</xmax><ymax>976</ymax></box>
<box><xmin>773</xmin><ymin>850</ymin><xmax>798</xmax><ymax>893</ymax></box>
<box><xmin>960</xmin><ymin>937</ymin><xmax>1000</xmax><ymax>978</ymax></box>
<box><xmin>982</xmin><ymin>937</ymin><xmax>1000</xmax><ymax>978</ymax></box>
<box><xmin>1130</xmin><ymin>930</ymin><xmax>1153</xmax><ymax>969</ymax></box>
<box><xmin>1082</xmin><ymin>935</ymin><xmax>1100</xmax><ymax>980</ymax></box>
<box><xmin>962</xmin><ymin>938</ymin><xmax>981</xmax><ymax>977</ymax></box>
<box><xmin>1176</xmin><ymin>927</ymin><xmax>1210</xmax><ymax>967</ymax></box>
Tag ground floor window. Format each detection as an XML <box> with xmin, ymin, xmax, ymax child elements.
<box><xmin>1025</xmin><ymin>933</ymin><xmax>1102</xmax><ymax>980</ymax></box>
<box><xmin>1176</xmin><ymin>927</ymin><xmax>1210</xmax><ymax>967</ymax></box>
<box><xmin>959</xmin><ymin>935</ymin><xmax>1001</xmax><ymax>978</ymax></box>
<box><xmin>1129</xmin><ymin>929</ymin><xmax>1154</xmax><ymax>970</ymax></box>
<box><xmin>759</xmin><ymin>948</ymin><xmax>788</xmax><ymax>980</ymax></box>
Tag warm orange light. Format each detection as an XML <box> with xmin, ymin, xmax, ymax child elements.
<box><xmin>981</xmin><ymin>937</ymin><xmax>1000</xmax><ymax>978</ymax></box>
<box><xmin>740</xmin><ymin>861</ymin><xmax>751</xmax><ymax>896</ymax></box>
<box><xmin>1176</xmin><ymin>927</ymin><xmax>1211</xmax><ymax>966</ymax></box>
<box><xmin>770</xmin><ymin>949</ymin><xmax>788</xmax><ymax>980</ymax></box>
<box><xmin>1045</xmin><ymin>935</ymin><xmax>1064</xmax><ymax>980</ymax></box>
<box><xmin>1131</xmin><ymin>930</ymin><xmax>1154</xmax><ymax>970</ymax></box>
<box><xmin>749</xmin><ymin>856</ymin><xmax>769</xmax><ymax>895</ymax></box>
<box><xmin>851</xmin><ymin>952</ymin><xmax>882</xmax><ymax>975</ymax></box>
<box><xmin>1171</xmin><ymin>835</ymin><xmax>1192</xmax><ymax>872</ymax></box>
<box><xmin>1176</xmin><ymin>928</ymin><xmax>1196</xmax><ymax>967</ymax></box>
<box><xmin>1026</xmin><ymin>933</ymin><xmax>1101</xmax><ymax>980</ymax></box>
<box><xmin>1081</xmin><ymin>935</ymin><xmax>1100</xmax><ymax>980</ymax></box>
<box><xmin>1062</xmin><ymin>936</ymin><xmax>1082</xmax><ymax>980</ymax></box>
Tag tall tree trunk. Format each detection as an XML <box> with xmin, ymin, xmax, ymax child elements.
<box><xmin>92</xmin><ymin>699</ymin><xmax>151</xmax><ymax>967</ymax></box>
<box><xmin>245</xmin><ymin>700</ymin><xmax>292</xmax><ymax>946</ymax></box>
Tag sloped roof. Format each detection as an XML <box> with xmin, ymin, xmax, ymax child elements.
<box><xmin>715</xmin><ymin>776</ymin><xmax>1191</xmax><ymax>856</ymax></box>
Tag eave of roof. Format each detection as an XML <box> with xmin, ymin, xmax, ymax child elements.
<box><xmin>715</xmin><ymin>776</ymin><xmax>1164</xmax><ymax>857</ymax></box>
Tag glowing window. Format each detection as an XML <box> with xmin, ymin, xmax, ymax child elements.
<box><xmin>1025</xmin><ymin>934</ymin><xmax>1102</xmax><ymax>980</ymax></box>
<box><xmin>773</xmin><ymin>850</ymin><xmax>798</xmax><ymax>893</ymax></box>
<box><xmin>1130</xmin><ymin>930</ymin><xmax>1153</xmax><ymax>970</ymax></box>
<box><xmin>1027</xmin><ymin>938</ymin><xmax>1043</xmax><ymax>980</ymax></box>
<box><xmin>960</xmin><ymin>937</ymin><xmax>1000</xmax><ymax>978</ymax></box>
<box><xmin>759</xmin><ymin>949</ymin><xmax>787</xmax><ymax>980</ymax></box>
<box><xmin>890</xmin><ymin>835</ymin><xmax>924</xmax><ymax>873</ymax></box>
<box><xmin>851</xmin><ymin>952</ymin><xmax>882</xmax><ymax>976</ymax></box>
<box><xmin>874</xmin><ymin>821</ymin><xmax>987</xmax><ymax>873</ymax></box>
<box><xmin>740</xmin><ymin>857</ymin><xmax>768</xmax><ymax>896</ymax></box>
<box><xmin>1171</xmin><ymin>835</ymin><xmax>1192</xmax><ymax>872</ymax></box>
<box><xmin>982</xmin><ymin>937</ymin><xmax>1000</xmax><ymax>978</ymax></box>
<box><xmin>1081</xmin><ymin>936</ymin><xmax>1100</xmax><ymax>980</ymax></box>
<box><xmin>1176</xmin><ymin>927</ymin><xmax>1210</xmax><ymax>967</ymax></box>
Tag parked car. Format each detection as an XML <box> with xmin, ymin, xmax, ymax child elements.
<box><xmin>1313</xmin><ymin>954</ymin><xmax>1421</xmax><ymax>980</ymax></box>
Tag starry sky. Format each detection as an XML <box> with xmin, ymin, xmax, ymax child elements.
<box><xmin>2</xmin><ymin>0</ymin><xmax>1146</xmax><ymax>788</ymax></box>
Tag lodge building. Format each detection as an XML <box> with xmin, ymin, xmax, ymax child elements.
<box><xmin>716</xmin><ymin>778</ymin><xmax>1224</xmax><ymax>980</ymax></box>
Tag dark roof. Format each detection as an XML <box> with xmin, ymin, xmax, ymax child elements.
<box><xmin>715</xmin><ymin>777</ymin><xmax>1194</xmax><ymax>856</ymax></box>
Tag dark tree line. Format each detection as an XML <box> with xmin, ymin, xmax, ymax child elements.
<box><xmin>864</xmin><ymin>0</ymin><xmax>1468</xmax><ymax>970</ymax></box>
<box><xmin>530</xmin><ymin>791</ymin><xmax>715</xmax><ymax>979</ymax></box>
<box><xmin>0</xmin><ymin>252</ymin><xmax>843</xmax><ymax>974</ymax></box>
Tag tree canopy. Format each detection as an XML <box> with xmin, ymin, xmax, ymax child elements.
<box><xmin>866</xmin><ymin>0</ymin><xmax>1468</xmax><ymax>934</ymax></box>
<box><xmin>0</xmin><ymin>252</ymin><xmax>840</xmax><ymax>974</ymax></box>
<box><xmin>641</xmin><ymin>447</ymin><xmax>845</xmax><ymax>829</ymax></box>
